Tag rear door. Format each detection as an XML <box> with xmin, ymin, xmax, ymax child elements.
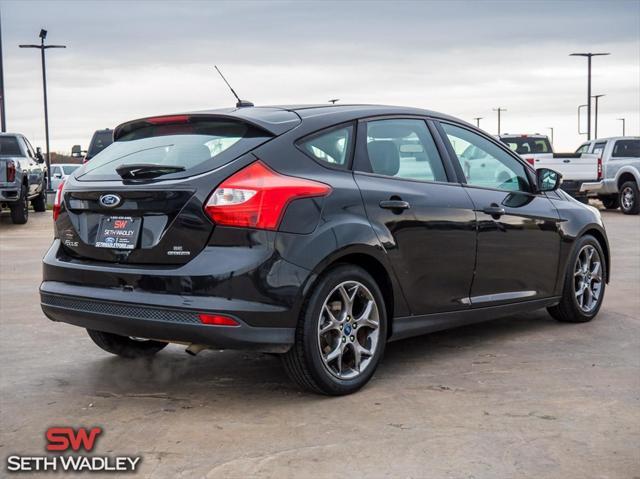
<box><xmin>438</xmin><ymin>121</ymin><xmax>561</xmax><ymax>305</ymax></box>
<box><xmin>353</xmin><ymin>117</ymin><xmax>477</xmax><ymax>315</ymax></box>
<box><xmin>57</xmin><ymin>115</ymin><xmax>275</xmax><ymax>265</ymax></box>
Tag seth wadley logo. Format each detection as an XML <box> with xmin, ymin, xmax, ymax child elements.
<box><xmin>6</xmin><ymin>427</ymin><xmax>142</xmax><ymax>473</ymax></box>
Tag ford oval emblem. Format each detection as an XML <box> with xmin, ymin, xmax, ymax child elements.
<box><xmin>99</xmin><ymin>194</ymin><xmax>122</xmax><ymax>208</ymax></box>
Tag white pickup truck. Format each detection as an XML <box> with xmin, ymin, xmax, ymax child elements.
<box><xmin>577</xmin><ymin>137</ymin><xmax>640</xmax><ymax>215</ymax></box>
<box><xmin>499</xmin><ymin>134</ymin><xmax>600</xmax><ymax>201</ymax></box>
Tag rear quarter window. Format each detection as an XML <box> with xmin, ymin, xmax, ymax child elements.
<box><xmin>297</xmin><ymin>124</ymin><xmax>353</xmax><ymax>168</ymax></box>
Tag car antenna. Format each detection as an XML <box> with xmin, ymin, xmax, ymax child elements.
<box><xmin>328</xmin><ymin>99</ymin><xmax>339</xmax><ymax>104</ymax></box>
<box><xmin>214</xmin><ymin>65</ymin><xmax>254</xmax><ymax>108</ymax></box>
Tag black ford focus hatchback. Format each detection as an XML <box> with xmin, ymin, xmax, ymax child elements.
<box><xmin>41</xmin><ymin>105</ymin><xmax>609</xmax><ymax>395</ymax></box>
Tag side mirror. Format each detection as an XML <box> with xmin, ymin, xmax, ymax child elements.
<box><xmin>71</xmin><ymin>145</ymin><xmax>83</xmax><ymax>158</ymax></box>
<box><xmin>35</xmin><ymin>147</ymin><xmax>45</xmax><ymax>163</ymax></box>
<box><xmin>537</xmin><ymin>168</ymin><xmax>562</xmax><ymax>192</ymax></box>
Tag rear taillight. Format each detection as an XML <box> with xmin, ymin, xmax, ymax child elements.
<box><xmin>525</xmin><ymin>158</ymin><xmax>535</xmax><ymax>166</ymax></box>
<box><xmin>204</xmin><ymin>161</ymin><xmax>331</xmax><ymax>230</ymax></box>
<box><xmin>597</xmin><ymin>157</ymin><xmax>602</xmax><ymax>180</ymax></box>
<box><xmin>6</xmin><ymin>160</ymin><xmax>16</xmax><ymax>182</ymax></box>
<box><xmin>53</xmin><ymin>181</ymin><xmax>65</xmax><ymax>221</ymax></box>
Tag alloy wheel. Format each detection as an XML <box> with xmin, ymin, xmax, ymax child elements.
<box><xmin>317</xmin><ymin>281</ymin><xmax>380</xmax><ymax>380</ymax></box>
<box><xmin>621</xmin><ymin>186</ymin><xmax>635</xmax><ymax>210</ymax></box>
<box><xmin>574</xmin><ymin>244</ymin><xmax>603</xmax><ymax>313</ymax></box>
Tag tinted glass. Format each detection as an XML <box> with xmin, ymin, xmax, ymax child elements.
<box><xmin>0</xmin><ymin>137</ymin><xmax>23</xmax><ymax>157</ymax></box>
<box><xmin>361</xmin><ymin>119</ymin><xmax>447</xmax><ymax>182</ymax></box>
<box><xmin>300</xmin><ymin>125</ymin><xmax>352</xmax><ymax>167</ymax></box>
<box><xmin>501</xmin><ymin>136</ymin><xmax>552</xmax><ymax>154</ymax></box>
<box><xmin>612</xmin><ymin>139</ymin><xmax>640</xmax><ymax>157</ymax></box>
<box><xmin>443</xmin><ymin>123</ymin><xmax>530</xmax><ymax>192</ymax></box>
<box><xmin>87</xmin><ymin>131</ymin><xmax>114</xmax><ymax>157</ymax></box>
<box><xmin>78</xmin><ymin>120</ymin><xmax>266</xmax><ymax>181</ymax></box>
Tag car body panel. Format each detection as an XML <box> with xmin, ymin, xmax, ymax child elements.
<box><xmin>41</xmin><ymin>105</ymin><xmax>609</xmax><ymax>352</ymax></box>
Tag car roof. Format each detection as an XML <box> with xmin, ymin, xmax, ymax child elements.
<box><xmin>593</xmin><ymin>136</ymin><xmax>640</xmax><ymax>141</ymax></box>
<box><xmin>115</xmin><ymin>104</ymin><xmax>467</xmax><ymax>139</ymax></box>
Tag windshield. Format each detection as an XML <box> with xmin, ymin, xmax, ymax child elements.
<box><xmin>76</xmin><ymin>119</ymin><xmax>270</xmax><ymax>181</ymax></box>
<box><xmin>501</xmin><ymin>137</ymin><xmax>552</xmax><ymax>155</ymax></box>
<box><xmin>0</xmin><ymin>137</ymin><xmax>23</xmax><ymax>157</ymax></box>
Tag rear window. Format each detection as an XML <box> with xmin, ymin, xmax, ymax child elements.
<box><xmin>501</xmin><ymin>137</ymin><xmax>552</xmax><ymax>154</ymax></box>
<box><xmin>0</xmin><ymin>137</ymin><xmax>23</xmax><ymax>157</ymax></box>
<box><xmin>76</xmin><ymin>118</ymin><xmax>271</xmax><ymax>182</ymax></box>
<box><xmin>612</xmin><ymin>139</ymin><xmax>640</xmax><ymax>157</ymax></box>
<box><xmin>62</xmin><ymin>165</ymin><xmax>80</xmax><ymax>175</ymax></box>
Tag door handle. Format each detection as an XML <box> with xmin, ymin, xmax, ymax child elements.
<box><xmin>379</xmin><ymin>200</ymin><xmax>410</xmax><ymax>211</ymax></box>
<box><xmin>481</xmin><ymin>205</ymin><xmax>506</xmax><ymax>218</ymax></box>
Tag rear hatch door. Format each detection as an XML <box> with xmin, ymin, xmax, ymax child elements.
<box><xmin>57</xmin><ymin>113</ymin><xmax>290</xmax><ymax>265</ymax></box>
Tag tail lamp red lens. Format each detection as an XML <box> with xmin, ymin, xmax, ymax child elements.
<box><xmin>199</xmin><ymin>313</ymin><xmax>239</xmax><ymax>327</ymax></box>
<box><xmin>6</xmin><ymin>160</ymin><xmax>16</xmax><ymax>182</ymax></box>
<box><xmin>204</xmin><ymin>161</ymin><xmax>332</xmax><ymax>230</ymax></box>
<box><xmin>53</xmin><ymin>180</ymin><xmax>65</xmax><ymax>221</ymax></box>
<box><xmin>597</xmin><ymin>157</ymin><xmax>602</xmax><ymax>180</ymax></box>
<box><xmin>525</xmin><ymin>158</ymin><xmax>535</xmax><ymax>166</ymax></box>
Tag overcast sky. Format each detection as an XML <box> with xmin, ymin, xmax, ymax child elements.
<box><xmin>1</xmin><ymin>0</ymin><xmax>638</xmax><ymax>152</ymax></box>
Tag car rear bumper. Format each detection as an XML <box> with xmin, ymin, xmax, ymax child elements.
<box><xmin>579</xmin><ymin>179</ymin><xmax>617</xmax><ymax>195</ymax></box>
<box><xmin>0</xmin><ymin>188</ymin><xmax>19</xmax><ymax>202</ymax></box>
<box><xmin>40</xmin><ymin>282</ymin><xmax>294</xmax><ymax>353</ymax></box>
<box><xmin>560</xmin><ymin>180</ymin><xmax>589</xmax><ymax>197</ymax></box>
<box><xmin>41</xmin><ymin>238</ymin><xmax>311</xmax><ymax>352</ymax></box>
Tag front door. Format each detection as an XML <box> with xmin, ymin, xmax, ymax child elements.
<box><xmin>353</xmin><ymin>118</ymin><xmax>477</xmax><ymax>315</ymax></box>
<box><xmin>438</xmin><ymin>122</ymin><xmax>561</xmax><ymax>305</ymax></box>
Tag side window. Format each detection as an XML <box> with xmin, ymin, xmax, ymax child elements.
<box><xmin>359</xmin><ymin>119</ymin><xmax>447</xmax><ymax>182</ymax></box>
<box><xmin>20</xmin><ymin>138</ymin><xmax>34</xmax><ymax>159</ymax></box>
<box><xmin>298</xmin><ymin>125</ymin><xmax>353</xmax><ymax>168</ymax></box>
<box><xmin>52</xmin><ymin>166</ymin><xmax>61</xmax><ymax>177</ymax></box>
<box><xmin>612</xmin><ymin>139</ymin><xmax>640</xmax><ymax>158</ymax></box>
<box><xmin>442</xmin><ymin>123</ymin><xmax>530</xmax><ymax>192</ymax></box>
<box><xmin>575</xmin><ymin>143</ymin><xmax>589</xmax><ymax>154</ymax></box>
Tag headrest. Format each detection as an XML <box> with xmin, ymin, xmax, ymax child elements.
<box><xmin>367</xmin><ymin>140</ymin><xmax>400</xmax><ymax>176</ymax></box>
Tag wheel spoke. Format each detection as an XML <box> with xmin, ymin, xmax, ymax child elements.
<box><xmin>325</xmin><ymin>344</ymin><xmax>342</xmax><ymax>363</ymax></box>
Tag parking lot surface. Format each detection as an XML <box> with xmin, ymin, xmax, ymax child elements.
<box><xmin>1</xmin><ymin>207</ymin><xmax>638</xmax><ymax>478</ymax></box>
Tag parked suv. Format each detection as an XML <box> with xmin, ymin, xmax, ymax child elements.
<box><xmin>41</xmin><ymin>105</ymin><xmax>610</xmax><ymax>395</ymax></box>
<box><xmin>578</xmin><ymin>137</ymin><xmax>640</xmax><ymax>214</ymax></box>
<box><xmin>0</xmin><ymin>133</ymin><xmax>47</xmax><ymax>224</ymax></box>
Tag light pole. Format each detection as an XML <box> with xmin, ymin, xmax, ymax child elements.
<box><xmin>473</xmin><ymin>117</ymin><xmax>483</xmax><ymax>128</ymax></box>
<box><xmin>19</xmin><ymin>29</ymin><xmax>66</xmax><ymax>191</ymax></box>
<box><xmin>617</xmin><ymin>118</ymin><xmax>626</xmax><ymax>136</ymax></box>
<box><xmin>570</xmin><ymin>52</ymin><xmax>610</xmax><ymax>140</ymax></box>
<box><xmin>592</xmin><ymin>94</ymin><xmax>605</xmax><ymax>139</ymax></box>
<box><xmin>547</xmin><ymin>127</ymin><xmax>554</xmax><ymax>146</ymax></box>
<box><xmin>493</xmin><ymin>107</ymin><xmax>506</xmax><ymax>135</ymax></box>
<box><xmin>0</xmin><ymin>9</ymin><xmax>6</xmax><ymax>132</ymax></box>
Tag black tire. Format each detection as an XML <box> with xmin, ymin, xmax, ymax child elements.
<box><xmin>547</xmin><ymin>235</ymin><xmax>606</xmax><ymax>323</ymax></box>
<box><xmin>598</xmin><ymin>195</ymin><xmax>619</xmax><ymax>210</ymax></box>
<box><xmin>281</xmin><ymin>264</ymin><xmax>387</xmax><ymax>395</ymax></box>
<box><xmin>32</xmin><ymin>186</ymin><xmax>47</xmax><ymax>212</ymax></box>
<box><xmin>619</xmin><ymin>181</ymin><xmax>640</xmax><ymax>215</ymax></box>
<box><xmin>9</xmin><ymin>185</ymin><xmax>28</xmax><ymax>224</ymax></box>
<box><xmin>87</xmin><ymin>329</ymin><xmax>167</xmax><ymax>358</ymax></box>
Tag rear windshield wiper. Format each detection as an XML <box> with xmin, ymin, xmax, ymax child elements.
<box><xmin>115</xmin><ymin>163</ymin><xmax>185</xmax><ymax>181</ymax></box>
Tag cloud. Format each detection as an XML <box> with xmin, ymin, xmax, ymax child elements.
<box><xmin>1</xmin><ymin>0</ymin><xmax>638</xmax><ymax>151</ymax></box>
